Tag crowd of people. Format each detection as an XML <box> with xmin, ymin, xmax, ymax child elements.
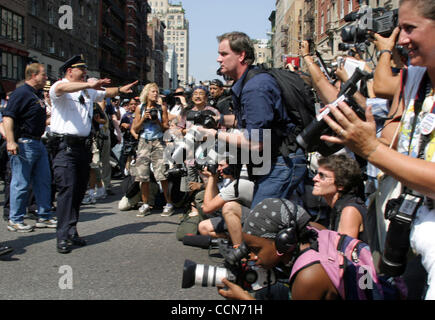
<box><xmin>0</xmin><ymin>0</ymin><xmax>434</xmax><ymax>300</ymax></box>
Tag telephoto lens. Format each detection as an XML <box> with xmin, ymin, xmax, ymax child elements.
<box><xmin>379</xmin><ymin>219</ymin><xmax>412</xmax><ymax>277</ymax></box>
<box><xmin>181</xmin><ymin>259</ymin><xmax>236</xmax><ymax>289</ymax></box>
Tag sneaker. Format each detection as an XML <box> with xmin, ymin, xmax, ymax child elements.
<box><xmin>82</xmin><ymin>193</ymin><xmax>96</xmax><ymax>204</ymax></box>
<box><xmin>95</xmin><ymin>187</ymin><xmax>107</xmax><ymax>200</ymax></box>
<box><xmin>35</xmin><ymin>217</ymin><xmax>57</xmax><ymax>228</ymax></box>
<box><xmin>161</xmin><ymin>204</ymin><xmax>175</xmax><ymax>217</ymax></box>
<box><xmin>7</xmin><ymin>220</ymin><xmax>34</xmax><ymax>233</ymax></box>
<box><xmin>137</xmin><ymin>204</ymin><xmax>151</xmax><ymax>217</ymax></box>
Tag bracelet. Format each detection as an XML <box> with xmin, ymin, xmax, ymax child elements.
<box><xmin>117</xmin><ymin>86</ymin><xmax>121</xmax><ymax>94</ymax></box>
<box><xmin>377</xmin><ymin>49</ymin><xmax>392</xmax><ymax>59</ymax></box>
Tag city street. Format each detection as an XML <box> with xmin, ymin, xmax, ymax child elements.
<box><xmin>0</xmin><ymin>179</ymin><xmax>223</xmax><ymax>300</ymax></box>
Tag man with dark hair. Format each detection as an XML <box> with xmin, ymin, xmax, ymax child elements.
<box><xmin>208</xmin><ymin>79</ymin><xmax>232</xmax><ymax>115</ymax></box>
<box><xmin>200</xmin><ymin>31</ymin><xmax>306</xmax><ymax>208</ymax></box>
<box><xmin>198</xmin><ymin>158</ymin><xmax>254</xmax><ymax>247</ymax></box>
<box><xmin>2</xmin><ymin>63</ymin><xmax>56</xmax><ymax>233</ymax></box>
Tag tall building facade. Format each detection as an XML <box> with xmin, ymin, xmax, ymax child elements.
<box><xmin>149</xmin><ymin>0</ymin><xmax>189</xmax><ymax>87</ymax></box>
<box><xmin>270</xmin><ymin>0</ymin><xmax>400</xmax><ymax>67</ymax></box>
<box><xmin>0</xmin><ymin>0</ymin><xmax>28</xmax><ymax>93</ymax></box>
<box><xmin>27</xmin><ymin>0</ymin><xmax>100</xmax><ymax>81</ymax></box>
<box><xmin>253</xmin><ymin>39</ymin><xmax>272</xmax><ymax>67</ymax></box>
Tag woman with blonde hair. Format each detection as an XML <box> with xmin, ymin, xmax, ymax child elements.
<box><xmin>131</xmin><ymin>83</ymin><xmax>174</xmax><ymax>216</ymax></box>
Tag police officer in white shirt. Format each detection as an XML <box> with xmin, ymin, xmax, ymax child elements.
<box><xmin>49</xmin><ymin>55</ymin><xmax>137</xmax><ymax>254</ymax></box>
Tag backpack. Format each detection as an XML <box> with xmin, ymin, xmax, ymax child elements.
<box><xmin>289</xmin><ymin>228</ymin><xmax>407</xmax><ymax>300</ymax></box>
<box><xmin>242</xmin><ymin>66</ymin><xmax>343</xmax><ymax>156</ymax></box>
<box><xmin>242</xmin><ymin>66</ymin><xmax>316</xmax><ymax>156</ymax></box>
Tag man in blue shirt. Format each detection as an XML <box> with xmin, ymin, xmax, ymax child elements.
<box><xmin>2</xmin><ymin>63</ymin><xmax>56</xmax><ymax>232</ymax></box>
<box><xmin>200</xmin><ymin>31</ymin><xmax>306</xmax><ymax>208</ymax></box>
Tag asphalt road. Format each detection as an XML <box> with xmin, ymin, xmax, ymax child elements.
<box><xmin>0</xmin><ymin>179</ymin><xmax>224</xmax><ymax>300</ymax></box>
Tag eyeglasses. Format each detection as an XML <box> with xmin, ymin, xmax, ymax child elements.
<box><xmin>193</xmin><ymin>92</ymin><xmax>206</xmax><ymax>96</ymax></box>
<box><xmin>314</xmin><ymin>170</ymin><xmax>334</xmax><ymax>181</ymax></box>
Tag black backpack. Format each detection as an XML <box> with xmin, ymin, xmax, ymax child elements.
<box><xmin>241</xmin><ymin>66</ymin><xmax>316</xmax><ymax>156</ymax></box>
<box><xmin>242</xmin><ymin>66</ymin><xmax>343</xmax><ymax>156</ymax></box>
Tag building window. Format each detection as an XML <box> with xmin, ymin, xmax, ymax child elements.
<box><xmin>349</xmin><ymin>0</ymin><xmax>353</xmax><ymax>12</ymax></box>
<box><xmin>31</xmin><ymin>27</ymin><xmax>37</xmax><ymax>47</ymax></box>
<box><xmin>1</xmin><ymin>52</ymin><xmax>25</xmax><ymax>81</ymax></box>
<box><xmin>30</xmin><ymin>0</ymin><xmax>38</xmax><ymax>16</ymax></box>
<box><xmin>340</xmin><ymin>0</ymin><xmax>344</xmax><ymax>18</ymax></box>
<box><xmin>0</xmin><ymin>7</ymin><xmax>24</xmax><ymax>43</ymax></box>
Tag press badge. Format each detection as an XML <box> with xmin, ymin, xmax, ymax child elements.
<box><xmin>398</xmin><ymin>193</ymin><xmax>424</xmax><ymax>217</ymax></box>
<box><xmin>420</xmin><ymin>113</ymin><xmax>435</xmax><ymax>136</ymax></box>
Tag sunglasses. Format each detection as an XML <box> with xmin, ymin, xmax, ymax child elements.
<box><xmin>314</xmin><ymin>170</ymin><xmax>334</xmax><ymax>180</ymax></box>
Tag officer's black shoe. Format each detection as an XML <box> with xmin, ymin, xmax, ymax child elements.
<box><xmin>0</xmin><ymin>245</ymin><xmax>13</xmax><ymax>256</ymax></box>
<box><xmin>67</xmin><ymin>236</ymin><xmax>87</xmax><ymax>247</ymax></box>
<box><xmin>57</xmin><ymin>240</ymin><xmax>71</xmax><ymax>254</ymax></box>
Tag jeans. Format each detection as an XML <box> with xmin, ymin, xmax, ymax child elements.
<box><xmin>251</xmin><ymin>148</ymin><xmax>307</xmax><ymax>209</ymax></box>
<box><xmin>9</xmin><ymin>138</ymin><xmax>52</xmax><ymax>223</ymax></box>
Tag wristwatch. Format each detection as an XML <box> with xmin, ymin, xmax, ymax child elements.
<box><xmin>377</xmin><ymin>49</ymin><xmax>392</xmax><ymax>59</ymax></box>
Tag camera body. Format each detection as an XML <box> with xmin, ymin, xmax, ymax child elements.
<box><xmin>149</xmin><ymin>108</ymin><xmax>159</xmax><ymax>121</ymax></box>
<box><xmin>204</xmin><ymin>163</ymin><xmax>218</xmax><ymax>175</ymax></box>
<box><xmin>182</xmin><ymin>242</ymin><xmax>278</xmax><ymax>291</ymax></box>
<box><xmin>379</xmin><ymin>191</ymin><xmax>424</xmax><ymax>276</ymax></box>
<box><xmin>186</xmin><ymin>110</ymin><xmax>218</xmax><ymax>129</ymax></box>
<box><xmin>341</xmin><ymin>6</ymin><xmax>398</xmax><ymax>44</ymax></box>
<box><xmin>165</xmin><ymin>164</ymin><xmax>188</xmax><ymax>179</ymax></box>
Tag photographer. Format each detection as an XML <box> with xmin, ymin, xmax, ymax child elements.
<box><xmin>371</xmin><ymin>27</ymin><xmax>405</xmax><ymax>100</ymax></box>
<box><xmin>208</xmin><ymin>79</ymin><xmax>233</xmax><ymax>116</ymax></box>
<box><xmin>320</xmin><ymin>0</ymin><xmax>435</xmax><ymax>299</ymax></box>
<box><xmin>301</xmin><ymin>41</ymin><xmax>368</xmax><ymax>109</ymax></box>
<box><xmin>217</xmin><ymin>198</ymin><xmax>335</xmax><ymax>300</ymax></box>
<box><xmin>201</xmin><ymin>31</ymin><xmax>306</xmax><ymax>208</ymax></box>
<box><xmin>119</xmin><ymin>98</ymin><xmax>139</xmax><ymax>176</ymax></box>
<box><xmin>176</xmin><ymin>86</ymin><xmax>221</xmax><ymax>217</ymax></box>
<box><xmin>168</xmin><ymin>87</ymin><xmax>188</xmax><ymax>125</ymax></box>
<box><xmin>198</xmin><ymin>158</ymin><xmax>254</xmax><ymax>247</ymax></box>
<box><xmin>313</xmin><ymin>154</ymin><xmax>368</xmax><ymax>242</ymax></box>
<box><xmin>131</xmin><ymin>83</ymin><xmax>174</xmax><ymax>217</ymax></box>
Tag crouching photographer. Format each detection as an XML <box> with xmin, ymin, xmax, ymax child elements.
<box><xmin>198</xmin><ymin>157</ymin><xmax>254</xmax><ymax>248</ymax></box>
<box><xmin>214</xmin><ymin>198</ymin><xmax>405</xmax><ymax>300</ymax></box>
<box><xmin>320</xmin><ymin>0</ymin><xmax>435</xmax><ymax>299</ymax></box>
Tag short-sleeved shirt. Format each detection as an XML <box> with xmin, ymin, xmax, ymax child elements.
<box><xmin>49</xmin><ymin>79</ymin><xmax>106</xmax><ymax>137</ymax></box>
<box><xmin>2</xmin><ymin>83</ymin><xmax>47</xmax><ymax>138</ymax></box>
<box><xmin>218</xmin><ymin>177</ymin><xmax>254</xmax><ymax>208</ymax></box>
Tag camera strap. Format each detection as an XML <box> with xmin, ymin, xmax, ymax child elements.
<box><xmin>405</xmin><ymin>72</ymin><xmax>434</xmax><ymax>209</ymax></box>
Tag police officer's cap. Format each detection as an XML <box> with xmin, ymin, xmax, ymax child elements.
<box><xmin>59</xmin><ymin>54</ymin><xmax>88</xmax><ymax>74</ymax></box>
<box><xmin>210</xmin><ymin>79</ymin><xmax>223</xmax><ymax>87</ymax></box>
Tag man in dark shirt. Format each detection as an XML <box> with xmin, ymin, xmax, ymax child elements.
<box><xmin>2</xmin><ymin>63</ymin><xmax>56</xmax><ymax>232</ymax></box>
<box><xmin>208</xmin><ymin>79</ymin><xmax>232</xmax><ymax>115</ymax></box>
<box><xmin>200</xmin><ymin>31</ymin><xmax>306</xmax><ymax>208</ymax></box>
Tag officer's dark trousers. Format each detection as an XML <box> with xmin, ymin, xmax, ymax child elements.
<box><xmin>53</xmin><ymin>141</ymin><xmax>90</xmax><ymax>241</ymax></box>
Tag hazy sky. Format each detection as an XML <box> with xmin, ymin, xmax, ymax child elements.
<box><xmin>180</xmin><ymin>0</ymin><xmax>276</xmax><ymax>83</ymax></box>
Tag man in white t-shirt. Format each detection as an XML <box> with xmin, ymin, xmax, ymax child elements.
<box><xmin>198</xmin><ymin>158</ymin><xmax>254</xmax><ymax>248</ymax></box>
<box><xmin>49</xmin><ymin>54</ymin><xmax>137</xmax><ymax>254</ymax></box>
